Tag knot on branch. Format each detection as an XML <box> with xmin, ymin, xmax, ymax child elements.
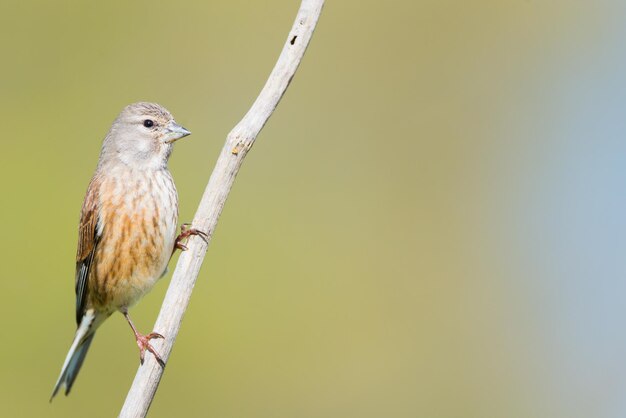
<box><xmin>228</xmin><ymin>134</ymin><xmax>255</xmax><ymax>156</ymax></box>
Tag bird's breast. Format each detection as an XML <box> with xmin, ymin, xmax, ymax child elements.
<box><xmin>90</xmin><ymin>168</ymin><xmax>178</xmax><ymax>311</ymax></box>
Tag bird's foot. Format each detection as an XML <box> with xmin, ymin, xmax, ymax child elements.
<box><xmin>135</xmin><ymin>332</ymin><xmax>165</xmax><ymax>367</ymax></box>
<box><xmin>174</xmin><ymin>223</ymin><xmax>209</xmax><ymax>251</ymax></box>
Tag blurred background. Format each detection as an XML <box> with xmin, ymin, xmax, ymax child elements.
<box><xmin>1</xmin><ymin>0</ymin><xmax>626</xmax><ymax>417</ymax></box>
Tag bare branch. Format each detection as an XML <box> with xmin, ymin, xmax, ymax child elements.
<box><xmin>118</xmin><ymin>1</ymin><xmax>324</xmax><ymax>417</ymax></box>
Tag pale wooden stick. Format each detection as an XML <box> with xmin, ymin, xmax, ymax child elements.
<box><xmin>118</xmin><ymin>1</ymin><xmax>324</xmax><ymax>416</ymax></box>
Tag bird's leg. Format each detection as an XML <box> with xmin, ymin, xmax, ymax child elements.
<box><xmin>123</xmin><ymin>311</ymin><xmax>165</xmax><ymax>368</ymax></box>
<box><xmin>173</xmin><ymin>223</ymin><xmax>209</xmax><ymax>252</ymax></box>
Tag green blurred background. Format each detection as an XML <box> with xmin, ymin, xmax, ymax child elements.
<box><xmin>2</xmin><ymin>0</ymin><xmax>626</xmax><ymax>417</ymax></box>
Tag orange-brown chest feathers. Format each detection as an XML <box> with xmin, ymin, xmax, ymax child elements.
<box><xmin>88</xmin><ymin>167</ymin><xmax>178</xmax><ymax>312</ymax></box>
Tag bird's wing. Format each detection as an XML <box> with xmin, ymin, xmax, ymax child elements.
<box><xmin>74</xmin><ymin>176</ymin><xmax>101</xmax><ymax>325</ymax></box>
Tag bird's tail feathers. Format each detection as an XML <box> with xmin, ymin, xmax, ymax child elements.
<box><xmin>50</xmin><ymin>309</ymin><xmax>98</xmax><ymax>400</ymax></box>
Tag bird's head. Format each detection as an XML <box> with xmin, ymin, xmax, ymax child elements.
<box><xmin>100</xmin><ymin>102</ymin><xmax>191</xmax><ymax>169</ymax></box>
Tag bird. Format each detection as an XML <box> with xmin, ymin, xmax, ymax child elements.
<box><xmin>51</xmin><ymin>102</ymin><xmax>206</xmax><ymax>400</ymax></box>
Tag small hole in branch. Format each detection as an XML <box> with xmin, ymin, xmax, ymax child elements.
<box><xmin>290</xmin><ymin>35</ymin><xmax>297</xmax><ymax>45</ymax></box>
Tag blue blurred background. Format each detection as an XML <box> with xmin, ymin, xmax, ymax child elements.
<box><xmin>1</xmin><ymin>1</ymin><xmax>626</xmax><ymax>417</ymax></box>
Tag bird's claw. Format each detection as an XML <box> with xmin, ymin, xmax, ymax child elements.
<box><xmin>174</xmin><ymin>224</ymin><xmax>209</xmax><ymax>252</ymax></box>
<box><xmin>136</xmin><ymin>332</ymin><xmax>165</xmax><ymax>367</ymax></box>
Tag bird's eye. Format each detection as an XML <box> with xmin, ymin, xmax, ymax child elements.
<box><xmin>143</xmin><ymin>119</ymin><xmax>154</xmax><ymax>128</ymax></box>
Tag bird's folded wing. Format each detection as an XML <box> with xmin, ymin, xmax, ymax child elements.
<box><xmin>74</xmin><ymin>176</ymin><xmax>101</xmax><ymax>325</ymax></box>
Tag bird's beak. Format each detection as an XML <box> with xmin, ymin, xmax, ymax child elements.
<box><xmin>164</xmin><ymin>120</ymin><xmax>191</xmax><ymax>144</ymax></box>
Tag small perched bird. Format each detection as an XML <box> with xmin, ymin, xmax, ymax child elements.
<box><xmin>51</xmin><ymin>102</ymin><xmax>205</xmax><ymax>399</ymax></box>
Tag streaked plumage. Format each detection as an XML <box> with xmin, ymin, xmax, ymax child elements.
<box><xmin>52</xmin><ymin>102</ymin><xmax>191</xmax><ymax>399</ymax></box>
